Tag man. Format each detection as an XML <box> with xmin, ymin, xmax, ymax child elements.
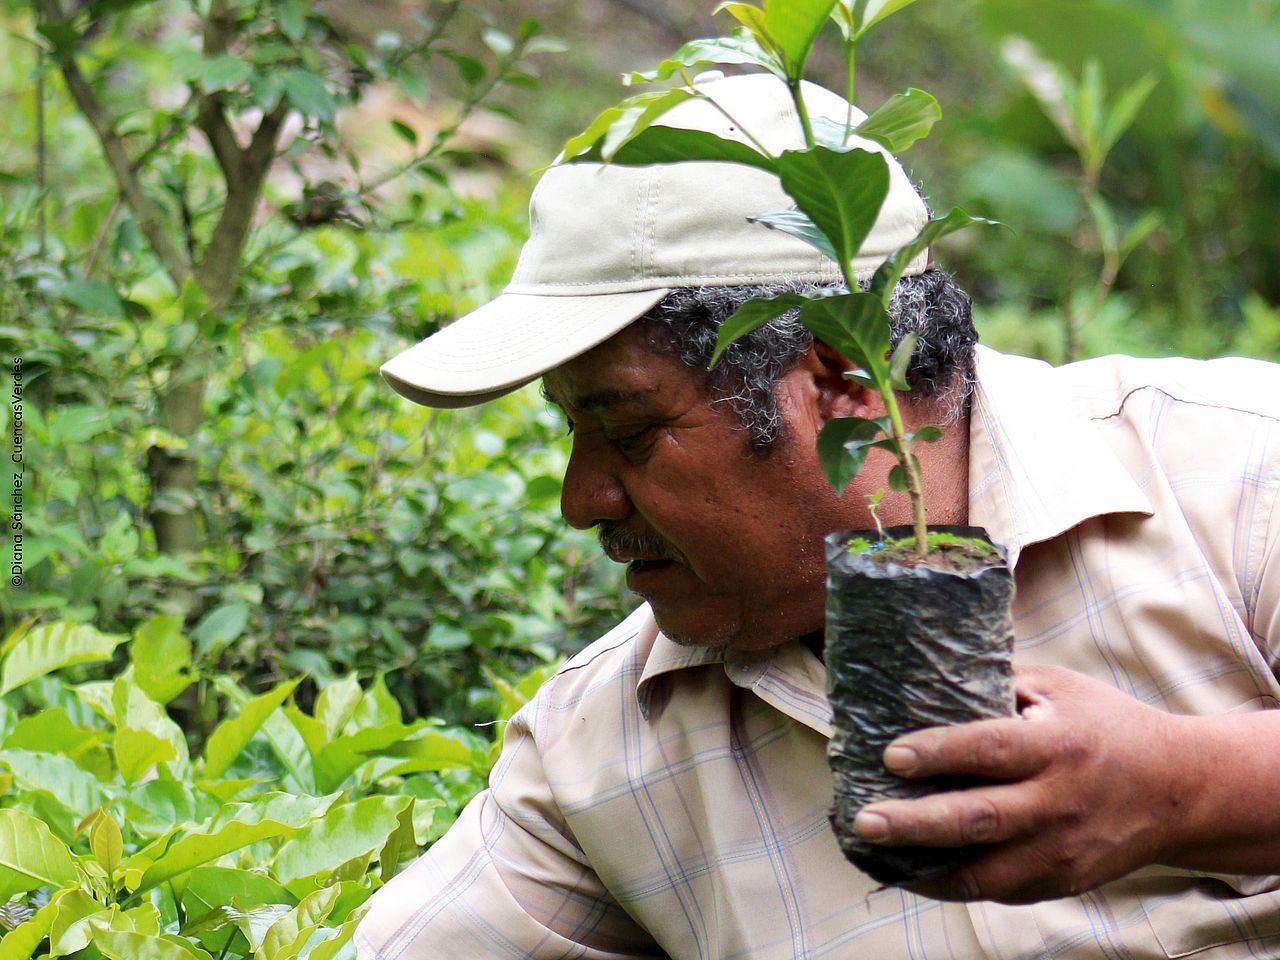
<box><xmin>356</xmin><ymin>74</ymin><xmax>1280</xmax><ymax>959</ymax></box>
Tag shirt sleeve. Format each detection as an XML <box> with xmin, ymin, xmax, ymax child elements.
<box><xmin>354</xmin><ymin>706</ymin><xmax>665</xmax><ymax>960</ymax></box>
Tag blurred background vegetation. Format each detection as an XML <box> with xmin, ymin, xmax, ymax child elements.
<box><xmin>1</xmin><ymin>0</ymin><xmax>1277</xmax><ymax>727</ymax></box>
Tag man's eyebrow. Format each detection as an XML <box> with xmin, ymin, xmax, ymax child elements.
<box><xmin>543</xmin><ymin>387</ymin><xmax>657</xmax><ymax>414</ymax></box>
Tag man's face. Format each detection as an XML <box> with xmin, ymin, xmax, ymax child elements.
<box><xmin>543</xmin><ymin>323</ymin><xmax>855</xmax><ymax>651</ymax></box>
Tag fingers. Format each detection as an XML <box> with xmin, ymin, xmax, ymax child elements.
<box><xmin>854</xmin><ymin>781</ymin><xmax>1048</xmax><ymax>850</ymax></box>
<box><xmin>881</xmin><ymin>715</ymin><xmax>1058</xmax><ymax>781</ymax></box>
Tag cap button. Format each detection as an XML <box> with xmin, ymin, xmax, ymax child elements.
<box><xmin>692</xmin><ymin>70</ymin><xmax>725</xmax><ymax>84</ymax></box>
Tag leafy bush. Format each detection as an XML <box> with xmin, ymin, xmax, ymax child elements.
<box><xmin>0</xmin><ymin>616</ymin><xmax>528</xmax><ymax>959</ymax></box>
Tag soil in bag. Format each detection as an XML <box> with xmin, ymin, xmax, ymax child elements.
<box><xmin>825</xmin><ymin>525</ymin><xmax>1015</xmax><ymax>885</ymax></box>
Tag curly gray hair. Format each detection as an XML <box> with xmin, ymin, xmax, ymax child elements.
<box><xmin>635</xmin><ymin>269</ymin><xmax>977</xmax><ymax>452</ymax></box>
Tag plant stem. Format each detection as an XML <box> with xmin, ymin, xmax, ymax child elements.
<box><xmin>788</xmin><ymin>78</ymin><xmax>816</xmax><ymax>149</ymax></box>
<box><xmin>844</xmin><ymin>41</ymin><xmax>856</xmax><ymax>143</ymax></box>
<box><xmin>833</xmin><ymin>268</ymin><xmax>930</xmax><ymax>558</ymax></box>
<box><xmin>880</xmin><ymin>385</ymin><xmax>928</xmax><ymax>557</ymax></box>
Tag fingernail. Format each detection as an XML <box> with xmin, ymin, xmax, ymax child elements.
<box><xmin>854</xmin><ymin>810</ymin><xmax>889</xmax><ymax>843</ymax></box>
<box><xmin>884</xmin><ymin>744</ymin><xmax>917</xmax><ymax>774</ymax></box>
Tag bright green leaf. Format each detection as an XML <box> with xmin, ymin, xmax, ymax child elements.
<box><xmin>93</xmin><ymin>930</ymin><xmax>214</xmax><ymax>960</ymax></box>
<box><xmin>0</xmin><ymin>622</ymin><xmax>125</xmax><ymax>696</ymax></box>
<box><xmin>127</xmin><ymin>792</ymin><xmax>336</xmax><ymax>893</ymax></box>
<box><xmin>763</xmin><ymin>0</ymin><xmax>838</xmax><ymax>77</ymax></box>
<box><xmin>203</xmin><ymin>679</ymin><xmax>300</xmax><ymax>779</ymax></box>
<box><xmin>869</xmin><ymin>207</ymin><xmax>998</xmax><ymax>301</ymax></box>
<box><xmin>561</xmin><ymin>88</ymin><xmax>695</xmax><ymax>161</ymax></box>
<box><xmin>0</xmin><ymin>808</ymin><xmax>77</xmax><ymax>901</ymax></box>
<box><xmin>626</xmin><ymin>33</ymin><xmax>784</xmax><ymax>84</ymax></box>
<box><xmin>314</xmin><ymin>677</ymin><xmax>362</xmax><ymax>741</ymax></box>
<box><xmin>272</xmin><ymin>795</ymin><xmax>413</xmax><ymax>897</ymax></box>
<box><xmin>131</xmin><ymin>614</ymin><xmax>194</xmax><ymax>704</ymax></box>
<box><xmin>257</xmin><ymin>885</ymin><xmax>341</xmax><ymax>960</ymax></box>
<box><xmin>847</xmin><ymin>0</ymin><xmax>919</xmax><ymax>38</ymax></box>
<box><xmin>90</xmin><ymin>810</ymin><xmax>124</xmax><ymax>876</ymax></box>
<box><xmin>855</xmin><ymin>88</ymin><xmax>941</xmax><ymax>152</ymax></box>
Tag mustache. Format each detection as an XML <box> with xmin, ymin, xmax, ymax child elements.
<box><xmin>597</xmin><ymin>521</ymin><xmax>684</xmax><ymax>564</ymax></box>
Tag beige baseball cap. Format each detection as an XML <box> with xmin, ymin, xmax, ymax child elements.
<box><xmin>381</xmin><ymin>72</ymin><xmax>929</xmax><ymax>408</ymax></box>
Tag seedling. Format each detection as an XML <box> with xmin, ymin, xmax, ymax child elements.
<box><xmin>562</xmin><ymin>0</ymin><xmax>994</xmax><ymax>558</ymax></box>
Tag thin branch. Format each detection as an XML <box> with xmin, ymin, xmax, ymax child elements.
<box><xmin>194</xmin><ymin>101</ymin><xmax>287</xmax><ymax>308</ymax></box>
<box><xmin>195</xmin><ymin>0</ymin><xmax>244</xmax><ymax>189</ymax></box>
<box><xmin>46</xmin><ymin>24</ymin><xmax>191</xmax><ymax>285</ymax></box>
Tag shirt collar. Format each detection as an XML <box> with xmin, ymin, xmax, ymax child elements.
<box><xmin>968</xmin><ymin>346</ymin><xmax>1153</xmax><ymax>567</ymax></box>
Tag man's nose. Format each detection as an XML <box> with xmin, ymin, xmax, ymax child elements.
<box><xmin>560</xmin><ymin>440</ymin><xmax>632</xmax><ymax>530</ymax></box>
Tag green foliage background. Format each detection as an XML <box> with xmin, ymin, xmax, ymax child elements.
<box><xmin>0</xmin><ymin>0</ymin><xmax>1275</xmax><ymax>955</ymax></box>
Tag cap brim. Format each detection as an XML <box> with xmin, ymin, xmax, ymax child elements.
<box><xmin>380</xmin><ymin>288</ymin><xmax>670</xmax><ymax>408</ymax></box>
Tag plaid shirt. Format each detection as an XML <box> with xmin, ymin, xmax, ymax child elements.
<box><xmin>357</xmin><ymin>347</ymin><xmax>1280</xmax><ymax>959</ymax></box>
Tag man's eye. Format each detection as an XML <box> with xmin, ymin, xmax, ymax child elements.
<box><xmin>607</xmin><ymin>427</ymin><xmax>656</xmax><ymax>457</ymax></box>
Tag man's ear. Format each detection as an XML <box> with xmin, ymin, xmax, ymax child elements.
<box><xmin>806</xmin><ymin>340</ymin><xmax>876</xmax><ymax>421</ymax></box>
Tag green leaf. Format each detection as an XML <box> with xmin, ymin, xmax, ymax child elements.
<box><xmin>197</xmin><ymin>54</ymin><xmax>252</xmax><ymax>94</ymax></box>
<box><xmin>1086</xmin><ymin>193</ymin><xmax>1119</xmax><ymax>259</ymax></box>
<box><xmin>131</xmin><ymin>614</ymin><xmax>194</xmax><ymax>704</ymax></box>
<box><xmin>817</xmin><ymin>416</ymin><xmax>882</xmax><ymax>493</ymax></box>
<box><xmin>3</xmin><ymin>707</ymin><xmax>98</xmax><ymax>759</ymax></box>
<box><xmin>112</xmin><ymin>678</ymin><xmax>189</xmax><ymax>783</ymax></box>
<box><xmin>313</xmin><ymin>720</ymin><xmax>421</xmax><ymax>793</ymax></box>
<box><xmin>314</xmin><ymin>677</ymin><xmax>362</xmax><ymax>740</ymax></box>
<box><xmin>794</xmin><ymin>293</ymin><xmax>893</xmax><ymax>382</ymax></box>
<box><xmin>93</xmin><ymin>930</ymin><xmax>214</xmax><ymax>960</ymax></box>
<box><xmin>281</xmin><ymin>70</ymin><xmax>335</xmax><ymax>122</ymax></box>
<box><xmin>127</xmin><ymin>793</ymin><xmax>336</xmax><ymax>893</ymax></box>
<box><xmin>747</xmin><ymin>208</ymin><xmax>838</xmax><ymax>261</ymax></box>
<box><xmin>1118</xmin><ymin>211</ymin><xmax>1162</xmax><ymax>263</ymax></box>
<box><xmin>59</xmin><ymin>279</ymin><xmax>123</xmax><ymax>316</ymax></box>
<box><xmin>272</xmin><ymin>795</ymin><xmax>414</xmax><ymax>897</ymax></box>
<box><xmin>257</xmin><ymin>886</ymin><xmax>341</xmax><ymax>960</ymax></box>
<box><xmin>1099</xmin><ymin>73</ymin><xmax>1158</xmax><ymax>159</ymax></box>
<box><xmin>0</xmin><ymin>808</ymin><xmax>77</xmax><ymax>901</ymax></box>
<box><xmin>847</xmin><ymin>0</ymin><xmax>919</xmax><ymax>38</ymax></box>
<box><xmin>204</xmin><ymin>679</ymin><xmax>300</xmax><ymax>779</ymax></box>
<box><xmin>869</xmin><ymin>207</ymin><xmax>998</xmax><ymax>301</ymax></box>
<box><xmin>0</xmin><ymin>622</ymin><xmax>125</xmax><ymax>696</ymax></box>
<box><xmin>379</xmin><ymin>797</ymin><xmax>417</xmax><ymax>882</ymax></box>
<box><xmin>561</xmin><ymin>88</ymin><xmax>696</xmax><ymax>162</ymax></box>
<box><xmin>374</xmin><ymin>729</ymin><xmax>479</xmax><ymax>776</ymax></box>
<box><xmin>888</xmin><ymin>330</ymin><xmax>918</xmax><ymax>391</ymax></box>
<box><xmin>192</xmin><ymin>603</ymin><xmax>250</xmax><ymax>659</ymax></box>
<box><xmin>776</xmin><ymin>147</ymin><xmax>889</xmax><ymax>273</ymax></box>
<box><xmin>0</xmin><ymin>748</ymin><xmax>105</xmax><ymax>818</ymax></box>
<box><xmin>115</xmin><ymin>726</ymin><xmax>177</xmax><ymax>784</ymax></box>
<box><xmin>855</xmin><ymin>88</ymin><xmax>941</xmax><ymax>152</ymax></box>
<box><xmin>626</xmin><ymin>33</ymin><xmax>784</xmax><ymax>83</ymax></box>
<box><xmin>764</xmin><ymin>0</ymin><xmax>838</xmax><ymax>76</ymax></box>
<box><xmin>913</xmin><ymin>425</ymin><xmax>942</xmax><ymax>443</ymax></box>
<box><xmin>90</xmin><ymin>810</ymin><xmax>124</xmax><ymax>876</ymax></box>
<box><xmin>278</xmin><ymin>0</ymin><xmax>307</xmax><ymax>41</ymax></box>
<box><xmin>302</xmin><ymin>902</ymin><xmax>372</xmax><ymax>960</ymax></box>
<box><xmin>389</xmin><ymin>119</ymin><xmax>418</xmax><ymax>146</ymax></box>
<box><xmin>0</xmin><ymin>890</ymin><xmax>65</xmax><ymax>960</ymax></box>
<box><xmin>577</xmin><ymin>126</ymin><xmax>776</xmax><ymax>173</ymax></box>
<box><xmin>710</xmin><ymin>293</ymin><xmax>810</xmax><ymax>367</ymax></box>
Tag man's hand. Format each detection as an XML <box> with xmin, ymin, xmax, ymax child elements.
<box><xmin>850</xmin><ymin>665</ymin><xmax>1188</xmax><ymax>904</ymax></box>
